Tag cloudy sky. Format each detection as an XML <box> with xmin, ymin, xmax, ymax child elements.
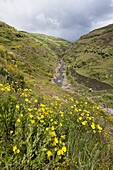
<box><xmin>0</xmin><ymin>0</ymin><xmax>113</xmax><ymax>41</ymax></box>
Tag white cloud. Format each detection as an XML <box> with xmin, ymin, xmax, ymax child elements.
<box><xmin>0</xmin><ymin>0</ymin><xmax>113</xmax><ymax>41</ymax></box>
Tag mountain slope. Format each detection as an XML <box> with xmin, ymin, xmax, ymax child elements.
<box><xmin>0</xmin><ymin>21</ymin><xmax>70</xmax><ymax>96</ymax></box>
<box><xmin>64</xmin><ymin>24</ymin><xmax>113</xmax><ymax>86</ymax></box>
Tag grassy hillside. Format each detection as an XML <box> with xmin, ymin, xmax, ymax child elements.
<box><xmin>0</xmin><ymin>21</ymin><xmax>70</xmax><ymax>97</ymax></box>
<box><xmin>63</xmin><ymin>24</ymin><xmax>113</xmax><ymax>107</ymax></box>
<box><xmin>1</xmin><ymin>21</ymin><xmax>113</xmax><ymax>169</ymax></box>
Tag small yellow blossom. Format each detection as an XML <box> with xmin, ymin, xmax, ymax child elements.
<box><xmin>62</xmin><ymin>146</ymin><xmax>66</xmax><ymax>152</ymax></box>
<box><xmin>46</xmin><ymin>127</ymin><xmax>49</xmax><ymax>131</ymax></box>
<box><xmin>93</xmin><ymin>130</ymin><xmax>96</xmax><ymax>133</ymax></box>
<box><xmin>54</xmin><ymin>121</ymin><xmax>58</xmax><ymax>124</ymax></box>
<box><xmin>16</xmin><ymin>105</ymin><xmax>20</xmax><ymax>109</ymax></box>
<box><xmin>79</xmin><ymin>117</ymin><xmax>82</xmax><ymax>120</ymax></box>
<box><xmin>61</xmin><ymin>135</ymin><xmax>65</xmax><ymax>139</ymax></box>
<box><xmin>41</xmin><ymin>115</ymin><xmax>44</xmax><ymax>119</ymax></box>
<box><xmin>30</xmin><ymin>120</ymin><xmax>35</xmax><ymax>124</ymax></box>
<box><xmin>57</xmin><ymin>149</ymin><xmax>63</xmax><ymax>156</ymax></box>
<box><xmin>10</xmin><ymin>130</ymin><xmax>13</xmax><ymax>134</ymax></box>
<box><xmin>51</xmin><ymin>126</ymin><xmax>55</xmax><ymax>131</ymax></box>
<box><xmin>28</xmin><ymin>108</ymin><xmax>32</xmax><ymax>112</ymax></box>
<box><xmin>16</xmin><ymin>149</ymin><xmax>20</xmax><ymax>153</ymax></box>
<box><xmin>24</xmin><ymin>88</ymin><xmax>28</xmax><ymax>92</ymax></box>
<box><xmin>40</xmin><ymin>103</ymin><xmax>45</xmax><ymax>107</ymax></box>
<box><xmin>85</xmin><ymin>102</ymin><xmax>88</xmax><ymax>105</ymax></box>
<box><xmin>20</xmin><ymin>113</ymin><xmax>23</xmax><ymax>117</ymax></box>
<box><xmin>82</xmin><ymin>121</ymin><xmax>87</xmax><ymax>125</ymax></box>
<box><xmin>97</xmin><ymin>124</ymin><xmax>103</xmax><ymax>131</ymax></box>
<box><xmin>0</xmin><ymin>83</ymin><xmax>3</xmax><ymax>86</ymax></box>
<box><xmin>46</xmin><ymin>150</ymin><xmax>52</xmax><ymax>158</ymax></box>
<box><xmin>60</xmin><ymin>123</ymin><xmax>63</xmax><ymax>127</ymax></box>
<box><xmin>91</xmin><ymin>122</ymin><xmax>95</xmax><ymax>129</ymax></box>
<box><xmin>17</xmin><ymin>119</ymin><xmax>21</xmax><ymax>123</ymax></box>
<box><xmin>13</xmin><ymin>146</ymin><xmax>17</xmax><ymax>152</ymax></box>
<box><xmin>34</xmin><ymin>99</ymin><xmax>38</xmax><ymax>103</ymax></box>
<box><xmin>34</xmin><ymin>107</ymin><xmax>37</xmax><ymax>111</ymax></box>
<box><xmin>40</xmin><ymin>120</ymin><xmax>44</xmax><ymax>123</ymax></box>
<box><xmin>25</xmin><ymin>98</ymin><xmax>29</xmax><ymax>102</ymax></box>
<box><xmin>53</xmin><ymin>137</ymin><xmax>58</xmax><ymax>145</ymax></box>
<box><xmin>49</xmin><ymin>131</ymin><xmax>56</xmax><ymax>137</ymax></box>
<box><xmin>81</xmin><ymin>113</ymin><xmax>84</xmax><ymax>116</ymax></box>
<box><xmin>29</xmin><ymin>114</ymin><xmax>33</xmax><ymax>118</ymax></box>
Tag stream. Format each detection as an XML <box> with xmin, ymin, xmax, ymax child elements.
<box><xmin>52</xmin><ymin>58</ymin><xmax>113</xmax><ymax>115</ymax></box>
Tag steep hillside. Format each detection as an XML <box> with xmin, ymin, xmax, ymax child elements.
<box><xmin>0</xmin><ymin>21</ymin><xmax>70</xmax><ymax>96</ymax></box>
<box><xmin>63</xmin><ymin>24</ymin><xmax>113</xmax><ymax>106</ymax></box>
<box><xmin>64</xmin><ymin>24</ymin><xmax>113</xmax><ymax>85</ymax></box>
<box><xmin>1</xmin><ymin>21</ymin><xmax>113</xmax><ymax>169</ymax></box>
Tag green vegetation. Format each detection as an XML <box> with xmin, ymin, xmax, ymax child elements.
<box><xmin>0</xmin><ymin>21</ymin><xmax>70</xmax><ymax>97</ymax></box>
<box><xmin>1</xmin><ymin>83</ymin><xmax>113</xmax><ymax>169</ymax></box>
<box><xmin>1</xmin><ymin>21</ymin><xmax>113</xmax><ymax>169</ymax></box>
<box><xmin>63</xmin><ymin>24</ymin><xmax>113</xmax><ymax>107</ymax></box>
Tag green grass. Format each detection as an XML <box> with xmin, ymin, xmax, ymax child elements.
<box><xmin>1</xmin><ymin>83</ymin><xmax>113</xmax><ymax>169</ymax></box>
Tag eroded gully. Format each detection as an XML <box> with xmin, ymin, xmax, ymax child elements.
<box><xmin>52</xmin><ymin>58</ymin><xmax>113</xmax><ymax>115</ymax></box>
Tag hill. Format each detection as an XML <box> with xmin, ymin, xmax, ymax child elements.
<box><xmin>63</xmin><ymin>24</ymin><xmax>113</xmax><ymax>107</ymax></box>
<box><xmin>0</xmin><ymin>21</ymin><xmax>70</xmax><ymax>97</ymax></box>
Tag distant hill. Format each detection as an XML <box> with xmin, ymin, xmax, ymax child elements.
<box><xmin>63</xmin><ymin>24</ymin><xmax>113</xmax><ymax>87</ymax></box>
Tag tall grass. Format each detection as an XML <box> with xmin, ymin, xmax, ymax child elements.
<box><xmin>0</xmin><ymin>82</ymin><xmax>113</xmax><ymax>169</ymax></box>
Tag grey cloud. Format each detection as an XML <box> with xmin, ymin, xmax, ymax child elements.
<box><xmin>0</xmin><ymin>0</ymin><xmax>113</xmax><ymax>41</ymax></box>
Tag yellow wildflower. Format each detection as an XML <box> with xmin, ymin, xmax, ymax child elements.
<box><xmin>91</xmin><ymin>122</ymin><xmax>95</xmax><ymax>129</ymax></box>
<box><xmin>81</xmin><ymin>113</ymin><xmax>84</xmax><ymax>116</ymax></box>
<box><xmin>46</xmin><ymin>150</ymin><xmax>52</xmax><ymax>158</ymax></box>
<box><xmin>46</xmin><ymin>127</ymin><xmax>49</xmax><ymax>131</ymax></box>
<box><xmin>49</xmin><ymin>131</ymin><xmax>56</xmax><ymax>137</ymax></box>
<box><xmin>28</xmin><ymin>108</ymin><xmax>32</xmax><ymax>112</ymax></box>
<box><xmin>85</xmin><ymin>102</ymin><xmax>88</xmax><ymax>105</ymax></box>
<box><xmin>34</xmin><ymin>107</ymin><xmax>37</xmax><ymax>111</ymax></box>
<box><xmin>60</xmin><ymin>111</ymin><xmax>64</xmax><ymax>117</ymax></box>
<box><xmin>62</xmin><ymin>146</ymin><xmax>66</xmax><ymax>152</ymax></box>
<box><xmin>13</xmin><ymin>146</ymin><xmax>17</xmax><ymax>152</ymax></box>
<box><xmin>79</xmin><ymin>117</ymin><xmax>82</xmax><ymax>120</ymax></box>
<box><xmin>30</xmin><ymin>120</ymin><xmax>35</xmax><ymax>124</ymax></box>
<box><xmin>51</xmin><ymin>126</ymin><xmax>55</xmax><ymax>131</ymax></box>
<box><xmin>40</xmin><ymin>103</ymin><xmax>45</xmax><ymax>107</ymax></box>
<box><xmin>60</xmin><ymin>123</ymin><xmax>63</xmax><ymax>127</ymax></box>
<box><xmin>93</xmin><ymin>130</ymin><xmax>96</xmax><ymax>133</ymax></box>
<box><xmin>29</xmin><ymin>114</ymin><xmax>33</xmax><ymax>118</ymax></box>
<box><xmin>24</xmin><ymin>88</ymin><xmax>28</xmax><ymax>92</ymax></box>
<box><xmin>82</xmin><ymin>121</ymin><xmax>87</xmax><ymax>125</ymax></box>
<box><xmin>20</xmin><ymin>113</ymin><xmax>23</xmax><ymax>117</ymax></box>
<box><xmin>0</xmin><ymin>83</ymin><xmax>3</xmax><ymax>86</ymax></box>
<box><xmin>25</xmin><ymin>98</ymin><xmax>29</xmax><ymax>102</ymax></box>
<box><xmin>34</xmin><ymin>99</ymin><xmax>38</xmax><ymax>103</ymax></box>
<box><xmin>57</xmin><ymin>149</ymin><xmax>63</xmax><ymax>156</ymax></box>
<box><xmin>97</xmin><ymin>124</ymin><xmax>103</xmax><ymax>131</ymax></box>
<box><xmin>16</xmin><ymin>149</ymin><xmax>20</xmax><ymax>153</ymax></box>
<box><xmin>41</xmin><ymin>115</ymin><xmax>44</xmax><ymax>119</ymax></box>
<box><xmin>17</xmin><ymin>119</ymin><xmax>21</xmax><ymax>123</ymax></box>
<box><xmin>16</xmin><ymin>105</ymin><xmax>20</xmax><ymax>109</ymax></box>
<box><xmin>61</xmin><ymin>135</ymin><xmax>65</xmax><ymax>139</ymax></box>
<box><xmin>54</xmin><ymin>121</ymin><xmax>58</xmax><ymax>124</ymax></box>
<box><xmin>53</xmin><ymin>137</ymin><xmax>58</xmax><ymax>145</ymax></box>
<box><xmin>10</xmin><ymin>130</ymin><xmax>13</xmax><ymax>134</ymax></box>
<box><xmin>40</xmin><ymin>120</ymin><xmax>44</xmax><ymax>123</ymax></box>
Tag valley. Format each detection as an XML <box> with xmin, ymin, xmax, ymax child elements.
<box><xmin>1</xmin><ymin>21</ymin><xmax>113</xmax><ymax>169</ymax></box>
